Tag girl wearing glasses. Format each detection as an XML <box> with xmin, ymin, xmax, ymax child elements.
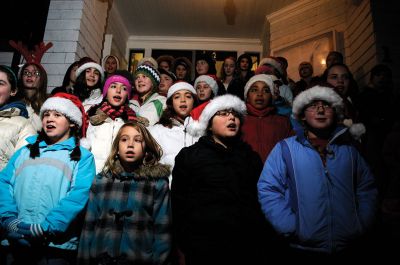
<box><xmin>258</xmin><ymin>86</ymin><xmax>377</xmax><ymax>260</ymax></box>
<box><xmin>172</xmin><ymin>94</ymin><xmax>269</xmax><ymax>264</ymax></box>
<box><xmin>17</xmin><ymin>63</ymin><xmax>48</xmax><ymax>132</ymax></box>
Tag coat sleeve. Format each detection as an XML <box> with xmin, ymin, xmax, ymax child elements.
<box><xmin>152</xmin><ymin>178</ymin><xmax>172</xmax><ymax>265</ymax></box>
<box><xmin>0</xmin><ymin>148</ymin><xmax>25</xmax><ymax>219</ymax></box>
<box><xmin>354</xmin><ymin>148</ymin><xmax>378</xmax><ymax>231</ymax></box>
<box><xmin>41</xmin><ymin>150</ymin><xmax>96</xmax><ymax>234</ymax></box>
<box><xmin>257</xmin><ymin>143</ymin><xmax>296</xmax><ymax>236</ymax></box>
<box><xmin>15</xmin><ymin>120</ymin><xmax>36</xmax><ymax>151</ymax></box>
<box><xmin>77</xmin><ymin>177</ymin><xmax>99</xmax><ymax>265</ymax></box>
<box><xmin>171</xmin><ymin>149</ymin><xmax>191</xmax><ymax>249</ymax></box>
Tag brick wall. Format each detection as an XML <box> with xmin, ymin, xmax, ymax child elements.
<box><xmin>42</xmin><ymin>0</ymin><xmax>108</xmax><ymax>92</ymax></box>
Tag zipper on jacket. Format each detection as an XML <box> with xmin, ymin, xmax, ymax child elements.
<box><xmin>324</xmin><ymin>167</ymin><xmax>336</xmax><ymax>253</ymax></box>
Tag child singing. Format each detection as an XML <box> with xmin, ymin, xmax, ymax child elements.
<box><xmin>78</xmin><ymin>121</ymin><xmax>172</xmax><ymax>265</ymax></box>
<box><xmin>0</xmin><ymin>92</ymin><xmax>95</xmax><ymax>264</ymax></box>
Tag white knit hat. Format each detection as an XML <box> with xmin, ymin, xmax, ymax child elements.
<box><xmin>243</xmin><ymin>74</ymin><xmax>275</xmax><ymax>100</ymax></box>
<box><xmin>167</xmin><ymin>81</ymin><xmax>196</xmax><ymax>99</ymax></box>
<box><xmin>76</xmin><ymin>62</ymin><xmax>105</xmax><ymax>81</ymax></box>
<box><xmin>186</xmin><ymin>94</ymin><xmax>246</xmax><ymax>137</ymax></box>
<box><xmin>194</xmin><ymin>75</ymin><xmax>218</xmax><ymax>96</ymax></box>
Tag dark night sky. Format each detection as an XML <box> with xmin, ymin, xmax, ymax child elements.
<box><xmin>0</xmin><ymin>1</ymin><xmax>50</xmax><ymax>51</ymax></box>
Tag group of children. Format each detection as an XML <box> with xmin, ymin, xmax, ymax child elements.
<box><xmin>0</xmin><ymin>51</ymin><xmax>379</xmax><ymax>264</ymax></box>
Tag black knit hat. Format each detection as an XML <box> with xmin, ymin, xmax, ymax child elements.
<box><xmin>195</xmin><ymin>53</ymin><xmax>216</xmax><ymax>75</ymax></box>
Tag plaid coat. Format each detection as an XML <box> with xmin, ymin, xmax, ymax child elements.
<box><xmin>77</xmin><ymin>162</ymin><xmax>171</xmax><ymax>265</ymax></box>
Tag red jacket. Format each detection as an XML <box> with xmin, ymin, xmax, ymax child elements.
<box><xmin>241</xmin><ymin>104</ymin><xmax>293</xmax><ymax>162</ymax></box>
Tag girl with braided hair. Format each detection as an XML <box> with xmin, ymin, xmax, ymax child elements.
<box><xmin>0</xmin><ymin>93</ymin><xmax>95</xmax><ymax>265</ymax></box>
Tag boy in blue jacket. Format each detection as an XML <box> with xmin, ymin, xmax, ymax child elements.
<box><xmin>258</xmin><ymin>85</ymin><xmax>377</xmax><ymax>260</ymax></box>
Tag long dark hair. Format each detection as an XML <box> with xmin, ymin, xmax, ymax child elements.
<box><xmin>17</xmin><ymin>63</ymin><xmax>48</xmax><ymax>114</ymax></box>
<box><xmin>62</xmin><ymin>61</ymin><xmax>80</xmax><ymax>88</ymax></box>
<box><xmin>157</xmin><ymin>92</ymin><xmax>198</xmax><ymax>128</ymax></box>
<box><xmin>73</xmin><ymin>69</ymin><xmax>103</xmax><ymax>102</ymax></box>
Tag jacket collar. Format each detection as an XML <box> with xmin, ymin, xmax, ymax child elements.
<box><xmin>26</xmin><ymin>135</ymin><xmax>77</xmax><ymax>150</ymax></box>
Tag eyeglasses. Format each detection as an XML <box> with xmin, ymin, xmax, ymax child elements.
<box><xmin>23</xmin><ymin>70</ymin><xmax>41</xmax><ymax>77</ymax></box>
<box><xmin>215</xmin><ymin>109</ymin><xmax>240</xmax><ymax>118</ymax></box>
<box><xmin>305</xmin><ymin>102</ymin><xmax>333</xmax><ymax>113</ymax></box>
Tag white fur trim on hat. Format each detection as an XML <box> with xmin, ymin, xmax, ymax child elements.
<box><xmin>76</xmin><ymin>62</ymin><xmax>105</xmax><ymax>81</ymax></box>
<box><xmin>40</xmin><ymin>97</ymin><xmax>83</xmax><ymax>127</ymax></box>
<box><xmin>167</xmin><ymin>82</ymin><xmax>196</xmax><ymax>99</ymax></box>
<box><xmin>194</xmin><ymin>75</ymin><xmax>218</xmax><ymax>97</ymax></box>
<box><xmin>259</xmin><ymin>57</ymin><xmax>283</xmax><ymax>75</ymax></box>
<box><xmin>186</xmin><ymin>94</ymin><xmax>246</xmax><ymax>137</ymax></box>
<box><xmin>292</xmin><ymin>85</ymin><xmax>343</xmax><ymax>119</ymax></box>
<box><xmin>243</xmin><ymin>74</ymin><xmax>275</xmax><ymax>100</ymax></box>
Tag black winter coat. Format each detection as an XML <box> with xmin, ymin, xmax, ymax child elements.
<box><xmin>171</xmin><ymin>136</ymin><xmax>270</xmax><ymax>262</ymax></box>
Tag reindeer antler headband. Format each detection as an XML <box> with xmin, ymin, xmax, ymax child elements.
<box><xmin>9</xmin><ymin>40</ymin><xmax>53</xmax><ymax>64</ymax></box>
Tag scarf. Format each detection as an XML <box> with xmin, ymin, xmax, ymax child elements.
<box><xmin>0</xmin><ymin>101</ymin><xmax>29</xmax><ymax>118</ymax></box>
<box><xmin>99</xmin><ymin>101</ymin><xmax>137</xmax><ymax>121</ymax></box>
<box><xmin>246</xmin><ymin>103</ymin><xmax>275</xmax><ymax>117</ymax></box>
<box><xmin>88</xmin><ymin>101</ymin><xmax>137</xmax><ymax>126</ymax></box>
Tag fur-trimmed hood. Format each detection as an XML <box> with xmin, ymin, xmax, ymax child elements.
<box><xmin>107</xmin><ymin>160</ymin><xmax>171</xmax><ymax>180</ymax></box>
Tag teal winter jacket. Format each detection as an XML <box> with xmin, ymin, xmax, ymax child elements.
<box><xmin>0</xmin><ymin>135</ymin><xmax>96</xmax><ymax>250</ymax></box>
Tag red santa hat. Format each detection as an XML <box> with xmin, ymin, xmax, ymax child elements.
<box><xmin>40</xmin><ymin>92</ymin><xmax>87</xmax><ymax>138</ymax></box>
<box><xmin>186</xmin><ymin>94</ymin><xmax>246</xmax><ymax>137</ymax></box>
<box><xmin>258</xmin><ymin>56</ymin><xmax>284</xmax><ymax>75</ymax></box>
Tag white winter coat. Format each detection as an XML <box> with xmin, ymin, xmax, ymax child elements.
<box><xmin>83</xmin><ymin>89</ymin><xmax>103</xmax><ymax>112</ymax></box>
<box><xmin>148</xmin><ymin>118</ymin><xmax>199</xmax><ymax>185</ymax></box>
<box><xmin>0</xmin><ymin>108</ymin><xmax>36</xmax><ymax>170</ymax></box>
<box><xmin>26</xmin><ymin>104</ymin><xmax>42</xmax><ymax>132</ymax></box>
<box><xmin>85</xmin><ymin>117</ymin><xmax>125</xmax><ymax>173</ymax></box>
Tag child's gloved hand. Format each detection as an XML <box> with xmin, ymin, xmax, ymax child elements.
<box><xmin>2</xmin><ymin>216</ymin><xmax>21</xmax><ymax>233</ymax></box>
<box><xmin>7</xmin><ymin>231</ymin><xmax>31</xmax><ymax>247</ymax></box>
<box><xmin>1</xmin><ymin>218</ymin><xmax>31</xmax><ymax>247</ymax></box>
<box><xmin>17</xmin><ymin>222</ymin><xmax>45</xmax><ymax>238</ymax></box>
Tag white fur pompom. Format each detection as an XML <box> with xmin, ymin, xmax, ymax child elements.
<box><xmin>349</xmin><ymin>123</ymin><xmax>366</xmax><ymax>140</ymax></box>
<box><xmin>186</xmin><ymin>122</ymin><xmax>207</xmax><ymax>137</ymax></box>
